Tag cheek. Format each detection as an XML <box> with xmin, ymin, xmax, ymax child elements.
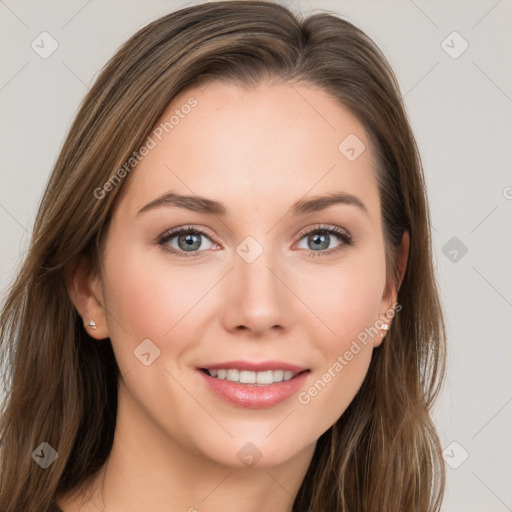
<box><xmin>102</xmin><ymin>239</ymin><xmax>213</xmax><ymax>340</ymax></box>
<box><xmin>294</xmin><ymin>252</ymin><xmax>385</xmax><ymax>347</ymax></box>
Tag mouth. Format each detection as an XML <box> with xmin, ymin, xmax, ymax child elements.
<box><xmin>196</xmin><ymin>361</ymin><xmax>311</xmax><ymax>408</ymax></box>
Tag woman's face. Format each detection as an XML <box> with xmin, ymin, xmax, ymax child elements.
<box><xmin>90</xmin><ymin>80</ymin><xmax>401</xmax><ymax>469</ymax></box>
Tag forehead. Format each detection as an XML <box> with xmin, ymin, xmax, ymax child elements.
<box><xmin>116</xmin><ymin>80</ymin><xmax>380</xmax><ymax>221</ymax></box>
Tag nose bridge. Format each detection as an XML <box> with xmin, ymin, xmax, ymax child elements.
<box><xmin>222</xmin><ymin>235</ymin><xmax>289</xmax><ymax>335</ymax></box>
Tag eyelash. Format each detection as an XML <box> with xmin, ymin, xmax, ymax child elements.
<box><xmin>157</xmin><ymin>224</ymin><xmax>353</xmax><ymax>258</ymax></box>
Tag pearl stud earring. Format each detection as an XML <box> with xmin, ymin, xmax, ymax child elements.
<box><xmin>86</xmin><ymin>319</ymin><xmax>97</xmax><ymax>330</ymax></box>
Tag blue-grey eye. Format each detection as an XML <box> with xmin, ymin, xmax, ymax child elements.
<box><xmin>161</xmin><ymin>228</ymin><xmax>214</xmax><ymax>254</ymax></box>
<box><xmin>297</xmin><ymin>229</ymin><xmax>348</xmax><ymax>252</ymax></box>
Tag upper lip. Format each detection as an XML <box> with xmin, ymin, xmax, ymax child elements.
<box><xmin>199</xmin><ymin>360</ymin><xmax>309</xmax><ymax>373</ymax></box>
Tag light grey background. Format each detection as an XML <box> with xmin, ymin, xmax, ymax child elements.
<box><xmin>1</xmin><ymin>1</ymin><xmax>511</xmax><ymax>510</ymax></box>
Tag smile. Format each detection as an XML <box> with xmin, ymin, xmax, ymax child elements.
<box><xmin>197</xmin><ymin>361</ymin><xmax>310</xmax><ymax>408</ymax></box>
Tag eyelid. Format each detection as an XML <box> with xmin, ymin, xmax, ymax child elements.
<box><xmin>295</xmin><ymin>223</ymin><xmax>351</xmax><ymax>241</ymax></box>
<box><xmin>163</xmin><ymin>224</ymin><xmax>219</xmax><ymax>243</ymax></box>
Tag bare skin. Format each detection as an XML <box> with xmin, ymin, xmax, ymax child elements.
<box><xmin>63</xmin><ymin>80</ymin><xmax>409</xmax><ymax>512</ymax></box>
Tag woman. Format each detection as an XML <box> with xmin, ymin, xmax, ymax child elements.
<box><xmin>0</xmin><ymin>1</ymin><xmax>446</xmax><ymax>511</ymax></box>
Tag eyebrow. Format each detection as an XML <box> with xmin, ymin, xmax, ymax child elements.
<box><xmin>136</xmin><ymin>190</ymin><xmax>368</xmax><ymax>217</ymax></box>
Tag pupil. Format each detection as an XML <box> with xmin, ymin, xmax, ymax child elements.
<box><xmin>180</xmin><ymin>233</ymin><xmax>200</xmax><ymax>251</ymax></box>
<box><xmin>311</xmin><ymin>233</ymin><xmax>328</xmax><ymax>250</ymax></box>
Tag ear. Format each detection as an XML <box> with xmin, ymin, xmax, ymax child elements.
<box><xmin>65</xmin><ymin>257</ymin><xmax>110</xmax><ymax>340</ymax></box>
<box><xmin>374</xmin><ymin>230</ymin><xmax>410</xmax><ymax>347</ymax></box>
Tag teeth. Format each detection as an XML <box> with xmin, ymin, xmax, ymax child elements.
<box><xmin>256</xmin><ymin>370</ymin><xmax>273</xmax><ymax>385</ymax></box>
<box><xmin>273</xmin><ymin>370</ymin><xmax>284</xmax><ymax>382</ymax></box>
<box><xmin>240</xmin><ymin>370</ymin><xmax>256</xmax><ymax>384</ymax></box>
<box><xmin>283</xmin><ymin>370</ymin><xmax>295</xmax><ymax>381</ymax></box>
<box><xmin>207</xmin><ymin>368</ymin><xmax>298</xmax><ymax>385</ymax></box>
<box><xmin>226</xmin><ymin>369</ymin><xmax>239</xmax><ymax>381</ymax></box>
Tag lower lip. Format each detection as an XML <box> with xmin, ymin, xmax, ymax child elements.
<box><xmin>197</xmin><ymin>370</ymin><xmax>310</xmax><ymax>409</ymax></box>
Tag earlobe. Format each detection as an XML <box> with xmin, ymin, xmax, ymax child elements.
<box><xmin>85</xmin><ymin>318</ymin><xmax>97</xmax><ymax>330</ymax></box>
<box><xmin>369</xmin><ymin>321</ymin><xmax>388</xmax><ymax>349</ymax></box>
<box><xmin>65</xmin><ymin>257</ymin><xmax>109</xmax><ymax>340</ymax></box>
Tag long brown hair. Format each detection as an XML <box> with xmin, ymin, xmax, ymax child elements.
<box><xmin>0</xmin><ymin>1</ymin><xmax>446</xmax><ymax>510</ymax></box>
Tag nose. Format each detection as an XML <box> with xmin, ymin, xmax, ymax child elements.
<box><xmin>220</xmin><ymin>245</ymin><xmax>291</xmax><ymax>338</ymax></box>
